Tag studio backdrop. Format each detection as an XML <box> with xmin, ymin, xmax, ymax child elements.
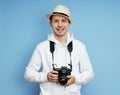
<box><xmin>0</xmin><ymin>0</ymin><xmax>120</xmax><ymax>95</ymax></box>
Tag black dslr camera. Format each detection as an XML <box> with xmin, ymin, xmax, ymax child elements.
<box><xmin>52</xmin><ymin>64</ymin><xmax>72</xmax><ymax>85</ymax></box>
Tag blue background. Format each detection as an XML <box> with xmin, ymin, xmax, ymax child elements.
<box><xmin>0</xmin><ymin>0</ymin><xmax>120</xmax><ymax>95</ymax></box>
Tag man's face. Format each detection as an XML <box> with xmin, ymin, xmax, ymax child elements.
<box><xmin>50</xmin><ymin>15</ymin><xmax>70</xmax><ymax>37</ymax></box>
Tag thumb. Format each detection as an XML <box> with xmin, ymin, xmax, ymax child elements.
<box><xmin>67</xmin><ymin>75</ymin><xmax>71</xmax><ymax>78</ymax></box>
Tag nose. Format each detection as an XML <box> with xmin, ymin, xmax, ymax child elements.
<box><xmin>58</xmin><ymin>21</ymin><xmax>62</xmax><ymax>27</ymax></box>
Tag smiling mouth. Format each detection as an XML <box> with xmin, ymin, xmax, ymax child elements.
<box><xmin>56</xmin><ymin>28</ymin><xmax>64</xmax><ymax>32</ymax></box>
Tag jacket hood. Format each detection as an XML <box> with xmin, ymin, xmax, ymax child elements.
<box><xmin>47</xmin><ymin>32</ymin><xmax>74</xmax><ymax>45</ymax></box>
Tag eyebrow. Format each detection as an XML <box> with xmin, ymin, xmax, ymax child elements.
<box><xmin>52</xmin><ymin>18</ymin><xmax>68</xmax><ymax>21</ymax></box>
<box><xmin>50</xmin><ymin>16</ymin><xmax>70</xmax><ymax>23</ymax></box>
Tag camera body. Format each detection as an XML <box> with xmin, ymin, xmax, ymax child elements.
<box><xmin>53</xmin><ymin>64</ymin><xmax>72</xmax><ymax>85</ymax></box>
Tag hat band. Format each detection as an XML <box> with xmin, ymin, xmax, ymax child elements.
<box><xmin>52</xmin><ymin>12</ymin><xmax>69</xmax><ymax>17</ymax></box>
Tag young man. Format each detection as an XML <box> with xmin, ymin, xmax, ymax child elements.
<box><xmin>24</xmin><ymin>5</ymin><xmax>94</xmax><ymax>95</ymax></box>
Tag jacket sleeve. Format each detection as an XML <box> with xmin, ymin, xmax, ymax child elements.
<box><xmin>24</xmin><ymin>46</ymin><xmax>48</xmax><ymax>83</ymax></box>
<box><xmin>75</xmin><ymin>46</ymin><xmax>94</xmax><ymax>85</ymax></box>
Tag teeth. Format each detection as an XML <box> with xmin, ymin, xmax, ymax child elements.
<box><xmin>57</xmin><ymin>28</ymin><xmax>64</xmax><ymax>31</ymax></box>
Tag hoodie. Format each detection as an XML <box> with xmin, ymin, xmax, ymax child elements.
<box><xmin>24</xmin><ymin>32</ymin><xmax>94</xmax><ymax>95</ymax></box>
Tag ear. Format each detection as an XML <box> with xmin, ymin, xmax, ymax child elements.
<box><xmin>49</xmin><ymin>21</ymin><xmax>52</xmax><ymax>27</ymax></box>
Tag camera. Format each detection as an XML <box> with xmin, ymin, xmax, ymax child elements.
<box><xmin>52</xmin><ymin>64</ymin><xmax>72</xmax><ymax>85</ymax></box>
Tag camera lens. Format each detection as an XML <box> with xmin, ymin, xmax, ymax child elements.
<box><xmin>59</xmin><ymin>75</ymin><xmax>68</xmax><ymax>85</ymax></box>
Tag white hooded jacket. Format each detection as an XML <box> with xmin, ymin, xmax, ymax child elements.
<box><xmin>24</xmin><ymin>32</ymin><xmax>94</xmax><ymax>95</ymax></box>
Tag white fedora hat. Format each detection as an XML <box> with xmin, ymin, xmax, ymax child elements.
<box><xmin>46</xmin><ymin>5</ymin><xmax>73</xmax><ymax>23</ymax></box>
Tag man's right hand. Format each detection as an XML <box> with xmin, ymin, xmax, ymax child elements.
<box><xmin>47</xmin><ymin>71</ymin><xmax>58</xmax><ymax>82</ymax></box>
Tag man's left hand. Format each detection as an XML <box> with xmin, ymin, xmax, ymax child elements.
<box><xmin>65</xmin><ymin>75</ymin><xmax>76</xmax><ymax>86</ymax></box>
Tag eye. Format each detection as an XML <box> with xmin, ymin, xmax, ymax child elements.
<box><xmin>62</xmin><ymin>19</ymin><xmax>68</xmax><ymax>23</ymax></box>
<box><xmin>52</xmin><ymin>19</ymin><xmax>58</xmax><ymax>23</ymax></box>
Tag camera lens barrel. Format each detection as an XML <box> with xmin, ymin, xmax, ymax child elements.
<box><xmin>59</xmin><ymin>75</ymin><xmax>68</xmax><ymax>85</ymax></box>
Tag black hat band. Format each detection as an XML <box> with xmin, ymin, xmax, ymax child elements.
<box><xmin>52</xmin><ymin>12</ymin><xmax>69</xmax><ymax>17</ymax></box>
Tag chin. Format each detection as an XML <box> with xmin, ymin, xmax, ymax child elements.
<box><xmin>58</xmin><ymin>33</ymin><xmax>66</xmax><ymax>36</ymax></box>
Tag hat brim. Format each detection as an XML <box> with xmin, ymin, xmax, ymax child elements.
<box><xmin>46</xmin><ymin>14</ymin><xmax>73</xmax><ymax>23</ymax></box>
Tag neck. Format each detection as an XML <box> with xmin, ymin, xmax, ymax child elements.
<box><xmin>54</xmin><ymin>34</ymin><xmax>67</xmax><ymax>45</ymax></box>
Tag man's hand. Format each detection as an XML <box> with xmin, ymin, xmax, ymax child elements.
<box><xmin>65</xmin><ymin>75</ymin><xmax>76</xmax><ymax>86</ymax></box>
<box><xmin>47</xmin><ymin>71</ymin><xmax>58</xmax><ymax>82</ymax></box>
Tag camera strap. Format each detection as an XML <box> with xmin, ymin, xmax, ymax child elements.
<box><xmin>50</xmin><ymin>41</ymin><xmax>73</xmax><ymax>67</ymax></box>
<box><xmin>50</xmin><ymin>41</ymin><xmax>55</xmax><ymax>63</ymax></box>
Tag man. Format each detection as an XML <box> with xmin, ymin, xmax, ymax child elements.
<box><xmin>24</xmin><ymin>5</ymin><xmax>94</xmax><ymax>95</ymax></box>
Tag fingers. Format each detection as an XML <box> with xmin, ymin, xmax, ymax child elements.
<box><xmin>47</xmin><ymin>71</ymin><xmax>58</xmax><ymax>82</ymax></box>
<box><xmin>65</xmin><ymin>75</ymin><xmax>76</xmax><ymax>86</ymax></box>
<box><xmin>50</xmin><ymin>70</ymin><xmax>58</xmax><ymax>74</ymax></box>
<box><xmin>47</xmin><ymin>72</ymin><xmax>76</xmax><ymax>87</ymax></box>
